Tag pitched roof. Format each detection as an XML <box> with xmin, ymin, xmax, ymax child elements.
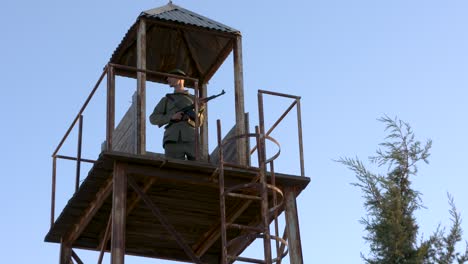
<box><xmin>140</xmin><ymin>3</ymin><xmax>239</xmax><ymax>34</ymax></box>
<box><xmin>109</xmin><ymin>3</ymin><xmax>240</xmax><ymax>87</ymax></box>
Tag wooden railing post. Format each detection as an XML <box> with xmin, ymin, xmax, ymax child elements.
<box><xmin>136</xmin><ymin>19</ymin><xmax>147</xmax><ymax>155</ymax></box>
<box><xmin>233</xmin><ymin>35</ymin><xmax>247</xmax><ymax>165</ymax></box>
<box><xmin>106</xmin><ymin>65</ymin><xmax>115</xmax><ymax>151</ymax></box>
<box><xmin>111</xmin><ymin>162</ymin><xmax>127</xmax><ymax>264</ymax></box>
<box><xmin>284</xmin><ymin>187</ymin><xmax>304</xmax><ymax>264</ymax></box>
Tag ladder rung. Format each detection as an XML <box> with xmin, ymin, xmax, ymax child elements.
<box><xmin>227</xmin><ymin>223</ymin><xmax>263</xmax><ymax>233</ymax></box>
<box><xmin>228</xmin><ymin>255</ymin><xmax>266</xmax><ymax>263</ymax></box>
<box><xmin>227</xmin><ymin>192</ymin><xmax>262</xmax><ymax>200</ymax></box>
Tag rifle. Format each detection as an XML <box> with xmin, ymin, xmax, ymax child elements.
<box><xmin>166</xmin><ymin>90</ymin><xmax>226</xmax><ymax>127</ymax></box>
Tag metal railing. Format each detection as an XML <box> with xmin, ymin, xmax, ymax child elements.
<box><xmin>254</xmin><ymin>89</ymin><xmax>305</xmax><ymax>177</ymax></box>
<box><xmin>48</xmin><ymin>65</ymin><xmax>305</xmax><ymax>263</ymax></box>
<box><xmin>216</xmin><ymin>89</ymin><xmax>304</xmax><ymax>263</ymax></box>
<box><xmin>49</xmin><ymin>63</ymin><xmax>202</xmax><ymax>227</ymax></box>
<box><xmin>50</xmin><ymin>64</ymin><xmax>108</xmax><ymax>227</ymax></box>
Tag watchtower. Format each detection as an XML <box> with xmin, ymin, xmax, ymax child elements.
<box><xmin>45</xmin><ymin>3</ymin><xmax>310</xmax><ymax>264</ymax></box>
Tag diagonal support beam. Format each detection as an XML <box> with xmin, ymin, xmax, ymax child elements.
<box><xmin>63</xmin><ymin>177</ymin><xmax>113</xmax><ymax>245</ymax></box>
<box><xmin>126</xmin><ymin>176</ymin><xmax>157</xmax><ymax>215</ymax></box>
<box><xmin>127</xmin><ymin>175</ymin><xmax>203</xmax><ymax>264</ymax></box>
<box><xmin>71</xmin><ymin>250</ymin><xmax>84</xmax><ymax>264</ymax></box>
<box><xmin>97</xmin><ymin>212</ymin><xmax>112</xmax><ymax>264</ymax></box>
<box><xmin>96</xmin><ymin>176</ymin><xmax>158</xmax><ymax>250</ymax></box>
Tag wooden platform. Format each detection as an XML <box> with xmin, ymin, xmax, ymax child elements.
<box><xmin>45</xmin><ymin>151</ymin><xmax>310</xmax><ymax>263</ymax></box>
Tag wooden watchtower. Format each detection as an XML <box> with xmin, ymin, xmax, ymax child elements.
<box><xmin>46</xmin><ymin>3</ymin><xmax>310</xmax><ymax>264</ymax></box>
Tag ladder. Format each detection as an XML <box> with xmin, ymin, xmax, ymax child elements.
<box><xmin>216</xmin><ymin>120</ymin><xmax>288</xmax><ymax>264</ymax></box>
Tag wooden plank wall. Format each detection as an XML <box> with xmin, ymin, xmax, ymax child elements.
<box><xmin>210</xmin><ymin>113</ymin><xmax>250</xmax><ymax>165</ymax></box>
<box><xmin>103</xmin><ymin>92</ymin><xmax>137</xmax><ymax>154</ymax></box>
<box><xmin>210</xmin><ymin>124</ymin><xmax>237</xmax><ymax>164</ymax></box>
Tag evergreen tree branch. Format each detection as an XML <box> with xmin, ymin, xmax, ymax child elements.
<box><xmin>338</xmin><ymin>116</ymin><xmax>467</xmax><ymax>264</ymax></box>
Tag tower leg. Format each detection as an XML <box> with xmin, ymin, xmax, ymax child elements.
<box><xmin>59</xmin><ymin>241</ymin><xmax>72</xmax><ymax>264</ymax></box>
<box><xmin>284</xmin><ymin>187</ymin><xmax>304</xmax><ymax>264</ymax></box>
<box><xmin>111</xmin><ymin>162</ymin><xmax>127</xmax><ymax>264</ymax></box>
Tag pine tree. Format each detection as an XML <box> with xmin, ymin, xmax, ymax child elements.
<box><xmin>338</xmin><ymin>116</ymin><xmax>468</xmax><ymax>264</ymax></box>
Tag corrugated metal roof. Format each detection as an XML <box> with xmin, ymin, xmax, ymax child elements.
<box><xmin>140</xmin><ymin>3</ymin><xmax>239</xmax><ymax>34</ymax></box>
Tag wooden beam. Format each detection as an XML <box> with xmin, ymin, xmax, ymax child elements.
<box><xmin>111</xmin><ymin>162</ymin><xmax>127</xmax><ymax>264</ymax></box>
<box><xmin>233</xmin><ymin>35</ymin><xmax>247</xmax><ymax>166</ymax></box>
<box><xmin>96</xmin><ymin>176</ymin><xmax>157</xmax><ymax>251</ymax></box>
<box><xmin>106</xmin><ymin>65</ymin><xmax>115</xmax><ymax>151</ymax></box>
<box><xmin>244</xmin><ymin>112</ymin><xmax>251</xmax><ymax>166</ymax></box>
<box><xmin>204</xmin><ymin>40</ymin><xmax>234</xmax><ymax>84</ymax></box>
<box><xmin>109</xmin><ymin>20</ymin><xmax>236</xmax><ymax>68</ymax></box>
<box><xmin>125</xmin><ymin>163</ymin><xmax>217</xmax><ymax>188</ymax></box>
<box><xmin>284</xmin><ymin>187</ymin><xmax>303</xmax><ymax>264</ymax></box>
<box><xmin>200</xmin><ymin>83</ymin><xmax>209</xmax><ymax>161</ymax></box>
<box><xmin>109</xmin><ymin>22</ymin><xmax>137</xmax><ymax>64</ymax></box>
<box><xmin>63</xmin><ymin>177</ymin><xmax>113</xmax><ymax>244</ymax></box>
<box><xmin>136</xmin><ymin>19</ymin><xmax>147</xmax><ymax>155</ymax></box>
<box><xmin>181</xmin><ymin>30</ymin><xmax>203</xmax><ymax>77</ymax></box>
<box><xmin>126</xmin><ymin>176</ymin><xmax>157</xmax><ymax>215</ymax></box>
<box><xmin>150</xmin><ymin>20</ymin><xmax>239</xmax><ymax>39</ymax></box>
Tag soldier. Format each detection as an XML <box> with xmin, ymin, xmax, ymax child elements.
<box><xmin>149</xmin><ymin>69</ymin><xmax>205</xmax><ymax>160</ymax></box>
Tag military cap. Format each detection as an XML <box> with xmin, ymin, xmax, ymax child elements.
<box><xmin>168</xmin><ymin>68</ymin><xmax>186</xmax><ymax>76</ymax></box>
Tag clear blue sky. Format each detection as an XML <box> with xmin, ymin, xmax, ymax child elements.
<box><xmin>2</xmin><ymin>0</ymin><xmax>468</xmax><ymax>263</ymax></box>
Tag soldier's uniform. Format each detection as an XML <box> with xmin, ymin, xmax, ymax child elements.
<box><xmin>149</xmin><ymin>91</ymin><xmax>204</xmax><ymax>160</ymax></box>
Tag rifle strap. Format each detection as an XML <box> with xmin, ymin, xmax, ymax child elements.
<box><xmin>164</xmin><ymin>94</ymin><xmax>175</xmax><ymax>114</ymax></box>
<box><xmin>165</xmin><ymin>93</ymin><xmax>194</xmax><ymax>113</ymax></box>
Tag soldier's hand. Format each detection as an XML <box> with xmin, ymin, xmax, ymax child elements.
<box><xmin>171</xmin><ymin>112</ymin><xmax>184</xmax><ymax>121</ymax></box>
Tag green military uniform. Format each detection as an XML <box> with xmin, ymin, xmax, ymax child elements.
<box><xmin>149</xmin><ymin>91</ymin><xmax>204</xmax><ymax>160</ymax></box>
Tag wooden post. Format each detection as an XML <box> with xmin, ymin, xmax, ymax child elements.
<box><xmin>136</xmin><ymin>19</ymin><xmax>147</xmax><ymax>155</ymax></box>
<box><xmin>59</xmin><ymin>240</ymin><xmax>72</xmax><ymax>264</ymax></box>
<box><xmin>200</xmin><ymin>83</ymin><xmax>209</xmax><ymax>161</ymax></box>
<box><xmin>106</xmin><ymin>65</ymin><xmax>115</xmax><ymax>151</ymax></box>
<box><xmin>284</xmin><ymin>187</ymin><xmax>304</xmax><ymax>264</ymax></box>
<box><xmin>244</xmin><ymin>112</ymin><xmax>250</xmax><ymax>166</ymax></box>
<box><xmin>111</xmin><ymin>162</ymin><xmax>127</xmax><ymax>264</ymax></box>
<box><xmin>233</xmin><ymin>35</ymin><xmax>247</xmax><ymax>165</ymax></box>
